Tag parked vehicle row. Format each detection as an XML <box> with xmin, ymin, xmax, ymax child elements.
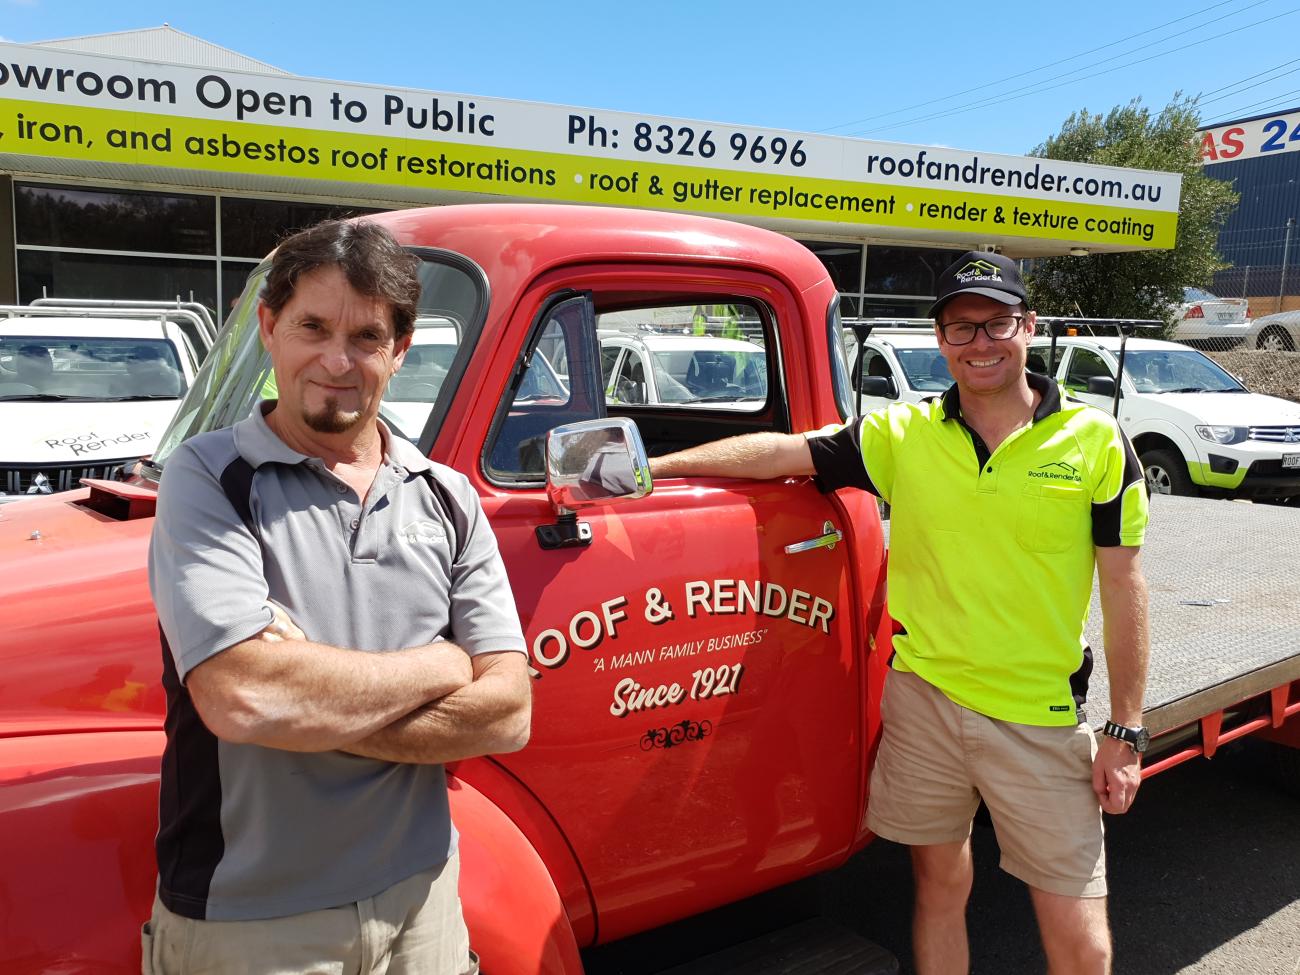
<box><xmin>846</xmin><ymin>323</ymin><xmax>1300</xmax><ymax>504</ymax></box>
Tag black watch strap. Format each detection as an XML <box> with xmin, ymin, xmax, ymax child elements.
<box><xmin>1102</xmin><ymin>720</ymin><xmax>1150</xmax><ymax>753</ymax></box>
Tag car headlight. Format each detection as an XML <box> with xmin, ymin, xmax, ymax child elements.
<box><xmin>1195</xmin><ymin>425</ymin><xmax>1248</xmax><ymax>445</ymax></box>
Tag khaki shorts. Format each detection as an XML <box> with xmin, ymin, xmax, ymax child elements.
<box><xmin>141</xmin><ymin>852</ymin><xmax>478</xmax><ymax>975</ymax></box>
<box><xmin>867</xmin><ymin>669</ymin><xmax>1106</xmax><ymax>898</ymax></box>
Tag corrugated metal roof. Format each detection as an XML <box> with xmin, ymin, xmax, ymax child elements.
<box><xmin>28</xmin><ymin>26</ymin><xmax>285</xmax><ymax>75</ymax></box>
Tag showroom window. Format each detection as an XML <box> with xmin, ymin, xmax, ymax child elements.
<box><xmin>13</xmin><ymin>181</ymin><xmax>385</xmax><ymax>317</ymax></box>
<box><xmin>798</xmin><ymin>240</ymin><xmax>961</xmax><ymax>320</ymax></box>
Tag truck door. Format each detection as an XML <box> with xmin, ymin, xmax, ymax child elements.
<box><xmin>462</xmin><ymin>267</ymin><xmax>868</xmax><ymax>942</ymax></box>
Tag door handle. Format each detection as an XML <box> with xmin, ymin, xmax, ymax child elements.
<box><xmin>784</xmin><ymin>520</ymin><xmax>843</xmax><ymax>554</ymax></box>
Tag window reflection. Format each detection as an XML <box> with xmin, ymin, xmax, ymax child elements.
<box><xmin>18</xmin><ymin>250</ymin><xmax>218</xmax><ymax>311</ymax></box>
<box><xmin>16</xmin><ymin>184</ymin><xmax>215</xmax><ymax>254</ymax></box>
<box><xmin>862</xmin><ymin>246</ymin><xmax>962</xmax><ymax>297</ymax></box>
<box><xmin>801</xmin><ymin>240</ymin><xmax>863</xmax><ymax>293</ymax></box>
<box><xmin>220</xmin><ymin>198</ymin><xmax>382</xmax><ymax>259</ymax></box>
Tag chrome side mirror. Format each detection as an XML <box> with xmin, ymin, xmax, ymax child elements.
<box><xmin>544</xmin><ymin>417</ymin><xmax>652</xmax><ymax>515</ymax></box>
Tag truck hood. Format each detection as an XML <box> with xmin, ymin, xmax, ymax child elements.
<box><xmin>0</xmin><ymin>400</ymin><xmax>175</xmax><ymax>464</ymax></box>
<box><xmin>1153</xmin><ymin>391</ymin><xmax>1300</xmax><ymax>426</ymax></box>
<box><xmin>0</xmin><ymin>486</ymin><xmax>166</xmax><ymax>733</ymax></box>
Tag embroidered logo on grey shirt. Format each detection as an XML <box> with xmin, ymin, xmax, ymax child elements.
<box><xmin>401</xmin><ymin>520</ymin><xmax>447</xmax><ymax>545</ymax></box>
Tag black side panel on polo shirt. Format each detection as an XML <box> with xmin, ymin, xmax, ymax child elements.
<box><xmin>418</xmin><ymin>470</ymin><xmax>466</xmax><ymax>563</ymax></box>
<box><xmin>1070</xmin><ymin>643</ymin><xmax>1095</xmax><ymax>710</ymax></box>
<box><xmin>156</xmin><ymin>627</ymin><xmax>224</xmax><ymax>920</ymax></box>
<box><xmin>809</xmin><ymin>420</ymin><xmax>881</xmax><ymax>495</ymax></box>
<box><xmin>1092</xmin><ymin>431</ymin><xmax>1144</xmax><ymax>546</ymax></box>
<box><xmin>218</xmin><ymin>456</ymin><xmax>257</xmax><ymax>535</ymax></box>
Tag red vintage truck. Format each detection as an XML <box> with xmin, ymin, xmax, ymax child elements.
<box><xmin>1</xmin><ymin>204</ymin><xmax>1297</xmax><ymax>974</ymax></box>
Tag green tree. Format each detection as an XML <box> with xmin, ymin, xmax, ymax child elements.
<box><xmin>1025</xmin><ymin>96</ymin><xmax>1238</xmax><ymax>325</ymax></box>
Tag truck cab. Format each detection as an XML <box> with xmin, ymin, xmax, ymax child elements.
<box><xmin>0</xmin><ymin>205</ymin><xmax>892</xmax><ymax>974</ymax></box>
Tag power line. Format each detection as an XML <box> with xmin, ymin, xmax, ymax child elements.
<box><xmin>818</xmin><ymin>0</ymin><xmax>1266</xmax><ymax>133</ymax></box>
<box><xmin>1196</xmin><ymin>64</ymin><xmax>1300</xmax><ymax>110</ymax></box>
<box><xmin>853</xmin><ymin>7</ymin><xmax>1300</xmax><ymax>137</ymax></box>
<box><xmin>1206</xmin><ymin>87</ymin><xmax>1300</xmax><ymax>122</ymax></box>
<box><xmin>855</xmin><ymin>5</ymin><xmax>1296</xmax><ymax>136</ymax></box>
<box><xmin>1199</xmin><ymin>57</ymin><xmax>1300</xmax><ymax>98</ymax></box>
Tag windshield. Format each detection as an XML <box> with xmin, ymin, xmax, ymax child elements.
<box><xmin>895</xmin><ymin>347</ymin><xmax>953</xmax><ymax>392</ymax></box>
<box><xmin>149</xmin><ymin>252</ymin><xmax>485</xmax><ymax>472</ymax></box>
<box><xmin>650</xmin><ymin>347</ymin><xmax>768</xmax><ymax>402</ymax></box>
<box><xmin>1122</xmin><ymin>349</ymin><xmax>1245</xmax><ymax>393</ymax></box>
<box><xmin>0</xmin><ymin>336</ymin><xmax>184</xmax><ymax>401</ymax></box>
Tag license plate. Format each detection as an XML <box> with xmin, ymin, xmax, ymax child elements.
<box><xmin>1284</xmin><ymin>453</ymin><xmax>1300</xmax><ymax>469</ymax></box>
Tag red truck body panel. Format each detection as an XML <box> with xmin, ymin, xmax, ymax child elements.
<box><xmin>0</xmin><ymin>204</ymin><xmax>887</xmax><ymax>972</ymax></box>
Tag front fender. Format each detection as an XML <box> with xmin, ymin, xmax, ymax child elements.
<box><xmin>0</xmin><ymin>730</ymin><xmax>162</xmax><ymax>975</ymax></box>
<box><xmin>449</xmin><ymin>776</ymin><xmax>583</xmax><ymax>975</ymax></box>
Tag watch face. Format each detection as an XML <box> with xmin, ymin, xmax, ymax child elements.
<box><xmin>1135</xmin><ymin>727</ymin><xmax>1151</xmax><ymax>752</ymax></box>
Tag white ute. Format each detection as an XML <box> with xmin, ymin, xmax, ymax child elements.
<box><xmin>0</xmin><ymin>302</ymin><xmax>213</xmax><ymax>500</ymax></box>
<box><xmin>1032</xmin><ymin>334</ymin><xmax>1300</xmax><ymax>503</ymax></box>
<box><xmin>842</xmin><ymin>321</ymin><xmax>1300</xmax><ymax>505</ymax></box>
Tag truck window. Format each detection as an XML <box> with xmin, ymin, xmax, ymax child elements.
<box><xmin>596</xmin><ymin>302</ymin><xmax>769</xmax><ymax>411</ymax></box>
<box><xmin>859</xmin><ymin>349</ymin><xmax>894</xmax><ymax>390</ymax></box>
<box><xmin>599</xmin><ymin>344</ymin><xmax>622</xmax><ymax>390</ymax></box>
<box><xmin>0</xmin><ymin>336</ymin><xmax>185</xmax><ymax>401</ymax></box>
<box><xmin>149</xmin><ymin>251</ymin><xmax>486</xmax><ymax>473</ymax></box>
<box><xmin>1064</xmin><ymin>348</ymin><xmax>1113</xmax><ymax>393</ymax></box>
<box><xmin>484</xmin><ymin>295</ymin><xmax>601</xmax><ymax>485</ymax></box>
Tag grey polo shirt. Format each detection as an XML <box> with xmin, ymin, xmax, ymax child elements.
<box><xmin>148</xmin><ymin>401</ymin><xmax>526</xmax><ymax>921</ymax></box>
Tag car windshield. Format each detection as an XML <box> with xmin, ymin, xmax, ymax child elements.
<box><xmin>895</xmin><ymin>347</ymin><xmax>953</xmax><ymax>392</ymax></box>
<box><xmin>1122</xmin><ymin>350</ymin><xmax>1245</xmax><ymax>393</ymax></box>
<box><xmin>1183</xmin><ymin>287</ymin><xmax>1217</xmax><ymax>303</ymax></box>
<box><xmin>650</xmin><ymin>348</ymin><xmax>768</xmax><ymax>402</ymax></box>
<box><xmin>0</xmin><ymin>336</ymin><xmax>184</xmax><ymax>401</ymax></box>
<box><xmin>148</xmin><ymin>252</ymin><xmax>484</xmax><ymax>472</ymax></box>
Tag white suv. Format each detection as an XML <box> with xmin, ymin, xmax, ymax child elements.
<box><xmin>1032</xmin><ymin>335</ymin><xmax>1300</xmax><ymax>503</ymax></box>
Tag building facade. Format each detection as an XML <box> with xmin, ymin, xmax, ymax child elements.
<box><xmin>1200</xmin><ymin>107</ymin><xmax>1300</xmax><ymax>316</ymax></box>
<box><xmin>1</xmin><ymin>28</ymin><xmax>1182</xmax><ymax>320</ymax></box>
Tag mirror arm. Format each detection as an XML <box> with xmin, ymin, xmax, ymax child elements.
<box><xmin>535</xmin><ymin>511</ymin><xmax>593</xmax><ymax>550</ymax></box>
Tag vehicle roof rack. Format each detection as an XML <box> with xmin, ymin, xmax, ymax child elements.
<box><xmin>1038</xmin><ymin>318</ymin><xmax>1163</xmax><ymax>417</ymax></box>
<box><xmin>838</xmin><ymin>315</ymin><xmax>1165</xmax><ymax>417</ymax></box>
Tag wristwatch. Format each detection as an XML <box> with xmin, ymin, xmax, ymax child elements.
<box><xmin>1102</xmin><ymin>720</ymin><xmax>1151</xmax><ymax>753</ymax></box>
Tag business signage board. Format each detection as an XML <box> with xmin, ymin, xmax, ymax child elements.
<box><xmin>0</xmin><ymin>43</ymin><xmax>1182</xmax><ymax>251</ymax></box>
<box><xmin>1199</xmin><ymin>107</ymin><xmax>1300</xmax><ymax>165</ymax></box>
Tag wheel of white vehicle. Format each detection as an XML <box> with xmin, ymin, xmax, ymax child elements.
<box><xmin>1141</xmin><ymin>448</ymin><xmax>1194</xmax><ymax>496</ymax></box>
<box><xmin>1256</xmin><ymin>326</ymin><xmax>1295</xmax><ymax>352</ymax></box>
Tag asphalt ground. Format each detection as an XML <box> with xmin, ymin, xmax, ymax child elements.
<box><xmin>582</xmin><ymin>740</ymin><xmax>1300</xmax><ymax>975</ymax></box>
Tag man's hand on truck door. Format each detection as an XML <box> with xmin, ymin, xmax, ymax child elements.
<box><xmin>1093</xmin><ymin>737</ymin><xmax>1141</xmax><ymax>814</ymax></box>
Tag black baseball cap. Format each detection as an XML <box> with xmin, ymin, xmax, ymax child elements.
<box><xmin>928</xmin><ymin>251</ymin><xmax>1027</xmax><ymax>319</ymax></box>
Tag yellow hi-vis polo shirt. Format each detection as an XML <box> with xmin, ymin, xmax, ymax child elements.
<box><xmin>808</xmin><ymin>372</ymin><xmax>1148</xmax><ymax>727</ymax></box>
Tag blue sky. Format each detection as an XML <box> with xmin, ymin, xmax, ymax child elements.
<box><xmin>3</xmin><ymin>0</ymin><xmax>1298</xmax><ymax>156</ymax></box>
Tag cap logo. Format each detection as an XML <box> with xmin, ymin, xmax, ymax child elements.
<box><xmin>954</xmin><ymin>259</ymin><xmax>1004</xmax><ymax>285</ymax></box>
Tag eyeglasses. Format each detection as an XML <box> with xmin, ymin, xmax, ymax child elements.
<box><xmin>938</xmin><ymin>315</ymin><xmax>1025</xmax><ymax>346</ymax></box>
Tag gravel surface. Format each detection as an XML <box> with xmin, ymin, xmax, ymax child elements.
<box><xmin>1207</xmin><ymin>350</ymin><xmax>1300</xmax><ymax>403</ymax></box>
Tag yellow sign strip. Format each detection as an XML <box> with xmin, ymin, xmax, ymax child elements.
<box><xmin>0</xmin><ymin>99</ymin><xmax>1177</xmax><ymax>249</ymax></box>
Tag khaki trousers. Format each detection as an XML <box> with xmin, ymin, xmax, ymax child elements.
<box><xmin>141</xmin><ymin>853</ymin><xmax>478</xmax><ymax>975</ymax></box>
